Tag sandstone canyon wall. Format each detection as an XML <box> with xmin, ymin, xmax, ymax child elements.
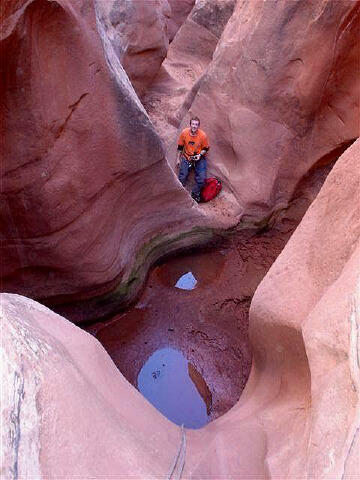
<box><xmin>0</xmin><ymin>0</ymin><xmax>221</xmax><ymax>318</ymax></box>
<box><xmin>94</xmin><ymin>0</ymin><xmax>171</xmax><ymax>97</ymax></box>
<box><xmin>1</xmin><ymin>0</ymin><xmax>359</xmax><ymax>322</ymax></box>
<box><xmin>144</xmin><ymin>0</ymin><xmax>236</xmax><ymax>149</ymax></box>
<box><xmin>2</xmin><ymin>139</ymin><xmax>359</xmax><ymax>479</ymax></box>
<box><xmin>169</xmin><ymin>0</ymin><xmax>360</xmax><ymax>219</ymax></box>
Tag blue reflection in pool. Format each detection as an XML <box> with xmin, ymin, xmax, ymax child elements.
<box><xmin>174</xmin><ymin>271</ymin><xmax>198</xmax><ymax>290</ymax></box>
<box><xmin>137</xmin><ymin>347</ymin><xmax>209</xmax><ymax>429</ymax></box>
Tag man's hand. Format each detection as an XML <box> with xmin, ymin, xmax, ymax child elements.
<box><xmin>176</xmin><ymin>158</ymin><xmax>180</xmax><ymax>168</ymax></box>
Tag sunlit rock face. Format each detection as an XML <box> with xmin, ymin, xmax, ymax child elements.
<box><xmin>0</xmin><ymin>293</ymin><xmax>180</xmax><ymax>479</ymax></box>
<box><xmin>0</xmin><ymin>0</ymin><xmax>208</xmax><ymax>310</ymax></box>
<box><xmin>1</xmin><ymin>141</ymin><xmax>359</xmax><ymax>479</ymax></box>
<box><xmin>243</xmin><ymin>138</ymin><xmax>360</xmax><ymax>478</ymax></box>
<box><xmin>173</xmin><ymin>0</ymin><xmax>360</xmax><ymax>218</ymax></box>
<box><xmin>94</xmin><ymin>0</ymin><xmax>171</xmax><ymax>97</ymax></box>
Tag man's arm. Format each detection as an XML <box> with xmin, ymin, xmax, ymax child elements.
<box><xmin>176</xmin><ymin>148</ymin><xmax>182</xmax><ymax>167</ymax></box>
<box><xmin>193</xmin><ymin>145</ymin><xmax>209</xmax><ymax>161</ymax></box>
<box><xmin>196</xmin><ymin>133</ymin><xmax>209</xmax><ymax>159</ymax></box>
<box><xmin>176</xmin><ymin>132</ymin><xmax>185</xmax><ymax>167</ymax></box>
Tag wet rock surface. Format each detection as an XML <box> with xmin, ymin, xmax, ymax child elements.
<box><xmin>85</xmin><ymin>162</ymin><xmax>333</xmax><ymax>421</ymax></box>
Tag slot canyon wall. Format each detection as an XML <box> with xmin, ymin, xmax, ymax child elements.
<box><xmin>1</xmin><ymin>0</ymin><xmax>360</xmax><ymax>477</ymax></box>
<box><xmin>0</xmin><ymin>0</ymin><xmax>227</xmax><ymax>321</ymax></box>
<box><xmin>2</xmin><ymin>138</ymin><xmax>359</xmax><ymax>479</ymax></box>
<box><xmin>166</xmin><ymin>0</ymin><xmax>360</xmax><ymax>219</ymax></box>
<box><xmin>1</xmin><ymin>0</ymin><xmax>359</xmax><ymax>321</ymax></box>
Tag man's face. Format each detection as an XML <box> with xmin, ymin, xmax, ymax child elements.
<box><xmin>190</xmin><ymin>120</ymin><xmax>200</xmax><ymax>134</ymax></box>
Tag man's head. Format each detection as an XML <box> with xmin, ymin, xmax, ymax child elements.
<box><xmin>190</xmin><ymin>116</ymin><xmax>200</xmax><ymax>134</ymax></box>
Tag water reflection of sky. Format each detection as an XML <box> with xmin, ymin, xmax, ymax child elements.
<box><xmin>137</xmin><ymin>347</ymin><xmax>209</xmax><ymax>429</ymax></box>
<box><xmin>175</xmin><ymin>271</ymin><xmax>198</xmax><ymax>290</ymax></box>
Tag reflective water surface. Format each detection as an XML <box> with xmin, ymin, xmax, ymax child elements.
<box><xmin>175</xmin><ymin>271</ymin><xmax>198</xmax><ymax>290</ymax></box>
<box><xmin>137</xmin><ymin>347</ymin><xmax>211</xmax><ymax>429</ymax></box>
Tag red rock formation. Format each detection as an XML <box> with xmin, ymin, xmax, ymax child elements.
<box><xmin>143</xmin><ymin>0</ymin><xmax>236</xmax><ymax>149</ymax></box>
<box><xmin>2</xmin><ymin>140</ymin><xmax>359</xmax><ymax>478</ymax></box>
<box><xmin>240</xmin><ymin>138</ymin><xmax>360</xmax><ymax>478</ymax></box>
<box><xmin>1</xmin><ymin>0</ymin><xmax>225</xmax><ymax>315</ymax></box>
<box><xmin>94</xmin><ymin>0</ymin><xmax>171</xmax><ymax>97</ymax></box>
<box><xmin>169</xmin><ymin>0</ymin><xmax>360</xmax><ymax>218</ymax></box>
<box><xmin>167</xmin><ymin>0</ymin><xmax>195</xmax><ymax>42</ymax></box>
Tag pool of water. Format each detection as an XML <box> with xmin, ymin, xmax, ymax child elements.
<box><xmin>175</xmin><ymin>271</ymin><xmax>198</xmax><ymax>290</ymax></box>
<box><xmin>137</xmin><ymin>347</ymin><xmax>211</xmax><ymax>429</ymax></box>
<box><xmin>154</xmin><ymin>249</ymin><xmax>225</xmax><ymax>289</ymax></box>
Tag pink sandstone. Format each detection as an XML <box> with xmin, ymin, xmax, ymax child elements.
<box><xmin>94</xmin><ymin>0</ymin><xmax>171</xmax><ymax>97</ymax></box>
<box><xmin>1</xmin><ymin>139</ymin><xmax>359</xmax><ymax>479</ymax></box>
<box><xmin>1</xmin><ymin>0</ymin><xmax>359</xmax><ymax>324</ymax></box>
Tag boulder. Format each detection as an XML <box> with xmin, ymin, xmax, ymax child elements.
<box><xmin>171</xmin><ymin>0</ymin><xmax>360</xmax><ymax>219</ymax></box>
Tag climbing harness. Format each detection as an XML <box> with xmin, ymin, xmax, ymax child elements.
<box><xmin>167</xmin><ymin>424</ymin><xmax>186</xmax><ymax>480</ymax></box>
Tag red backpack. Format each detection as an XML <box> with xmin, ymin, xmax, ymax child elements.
<box><xmin>201</xmin><ymin>177</ymin><xmax>222</xmax><ymax>202</ymax></box>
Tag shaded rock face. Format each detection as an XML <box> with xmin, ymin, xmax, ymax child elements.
<box><xmin>0</xmin><ymin>0</ymin><xmax>210</xmax><ymax>308</ymax></box>
<box><xmin>2</xmin><ymin>141</ymin><xmax>359</xmax><ymax>479</ymax></box>
<box><xmin>169</xmin><ymin>0</ymin><xmax>360</xmax><ymax>218</ymax></box>
<box><xmin>167</xmin><ymin>0</ymin><xmax>195</xmax><ymax>42</ymax></box>
<box><xmin>94</xmin><ymin>0</ymin><xmax>171</xmax><ymax>97</ymax></box>
<box><xmin>143</xmin><ymin>0</ymin><xmax>236</xmax><ymax>150</ymax></box>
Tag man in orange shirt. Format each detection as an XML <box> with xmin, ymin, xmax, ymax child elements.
<box><xmin>176</xmin><ymin>116</ymin><xmax>209</xmax><ymax>203</ymax></box>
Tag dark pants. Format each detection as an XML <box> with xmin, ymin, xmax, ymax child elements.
<box><xmin>178</xmin><ymin>156</ymin><xmax>207</xmax><ymax>197</ymax></box>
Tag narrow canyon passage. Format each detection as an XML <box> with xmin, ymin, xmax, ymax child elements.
<box><xmin>84</xmin><ymin>162</ymin><xmax>333</xmax><ymax>427</ymax></box>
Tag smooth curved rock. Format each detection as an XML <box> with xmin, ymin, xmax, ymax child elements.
<box><xmin>143</xmin><ymin>0</ymin><xmax>236</xmax><ymax>150</ymax></box>
<box><xmin>94</xmin><ymin>0</ymin><xmax>171</xmax><ymax>97</ymax></box>
<box><xmin>167</xmin><ymin>0</ymin><xmax>195</xmax><ymax>42</ymax></box>
<box><xmin>1</xmin><ymin>0</ymin><xmax>229</xmax><ymax>317</ymax></box>
<box><xmin>169</xmin><ymin>0</ymin><xmax>360</xmax><ymax>219</ymax></box>
<box><xmin>2</xmin><ymin>140</ymin><xmax>359</xmax><ymax>479</ymax></box>
<box><xmin>0</xmin><ymin>293</ymin><xmax>181</xmax><ymax>478</ymax></box>
<box><xmin>243</xmin><ymin>138</ymin><xmax>360</xmax><ymax>478</ymax></box>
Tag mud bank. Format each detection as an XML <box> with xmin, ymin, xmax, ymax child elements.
<box><xmin>84</xmin><ymin>162</ymin><xmax>333</xmax><ymax>422</ymax></box>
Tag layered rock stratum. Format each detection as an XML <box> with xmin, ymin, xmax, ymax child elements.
<box><xmin>1</xmin><ymin>0</ymin><xmax>359</xmax><ymax>320</ymax></box>
<box><xmin>2</xmin><ymin>139</ymin><xmax>359</xmax><ymax>479</ymax></box>
<box><xmin>1</xmin><ymin>0</ymin><xmax>231</xmax><ymax>319</ymax></box>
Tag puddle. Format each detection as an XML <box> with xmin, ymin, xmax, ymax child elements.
<box><xmin>155</xmin><ymin>249</ymin><xmax>226</xmax><ymax>289</ymax></box>
<box><xmin>175</xmin><ymin>271</ymin><xmax>198</xmax><ymax>290</ymax></box>
<box><xmin>137</xmin><ymin>347</ymin><xmax>211</xmax><ymax>429</ymax></box>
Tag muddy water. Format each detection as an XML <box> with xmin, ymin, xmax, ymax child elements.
<box><xmin>138</xmin><ymin>347</ymin><xmax>211</xmax><ymax>428</ymax></box>
<box><xmin>86</xmin><ymin>162</ymin><xmax>333</xmax><ymax>426</ymax></box>
<box><xmin>90</xmin><ymin>247</ymin><xmax>252</xmax><ymax>422</ymax></box>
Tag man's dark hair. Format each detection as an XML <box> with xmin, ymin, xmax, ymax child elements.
<box><xmin>190</xmin><ymin>116</ymin><xmax>200</xmax><ymax>125</ymax></box>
